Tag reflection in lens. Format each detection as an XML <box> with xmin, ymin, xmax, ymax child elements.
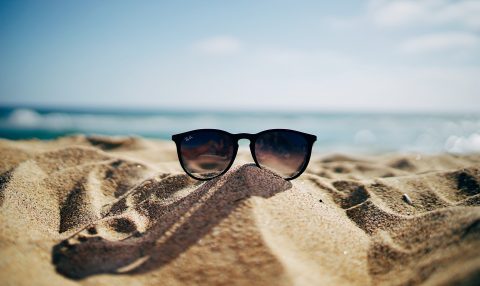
<box><xmin>255</xmin><ymin>130</ymin><xmax>308</xmax><ymax>178</ymax></box>
<box><xmin>180</xmin><ymin>131</ymin><xmax>234</xmax><ymax>179</ymax></box>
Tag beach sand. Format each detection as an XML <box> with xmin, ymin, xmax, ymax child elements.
<box><xmin>0</xmin><ymin>135</ymin><xmax>479</xmax><ymax>285</ymax></box>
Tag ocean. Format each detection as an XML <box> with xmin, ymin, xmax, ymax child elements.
<box><xmin>1</xmin><ymin>106</ymin><xmax>479</xmax><ymax>154</ymax></box>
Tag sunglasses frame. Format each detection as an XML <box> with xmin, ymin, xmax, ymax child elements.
<box><xmin>172</xmin><ymin>129</ymin><xmax>317</xmax><ymax>181</ymax></box>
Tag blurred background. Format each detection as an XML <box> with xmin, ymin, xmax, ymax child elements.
<box><xmin>1</xmin><ymin>0</ymin><xmax>479</xmax><ymax>153</ymax></box>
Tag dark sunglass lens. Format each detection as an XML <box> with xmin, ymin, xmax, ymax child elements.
<box><xmin>179</xmin><ymin>131</ymin><xmax>235</xmax><ymax>179</ymax></box>
<box><xmin>254</xmin><ymin>131</ymin><xmax>309</xmax><ymax>178</ymax></box>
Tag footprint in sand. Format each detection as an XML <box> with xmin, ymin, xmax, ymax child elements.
<box><xmin>52</xmin><ymin>164</ymin><xmax>292</xmax><ymax>279</ymax></box>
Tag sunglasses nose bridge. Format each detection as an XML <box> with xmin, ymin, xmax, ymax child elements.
<box><xmin>233</xmin><ymin>132</ymin><xmax>256</xmax><ymax>156</ymax></box>
<box><xmin>233</xmin><ymin>133</ymin><xmax>254</xmax><ymax>142</ymax></box>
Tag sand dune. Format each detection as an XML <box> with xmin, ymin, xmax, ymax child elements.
<box><xmin>0</xmin><ymin>135</ymin><xmax>479</xmax><ymax>285</ymax></box>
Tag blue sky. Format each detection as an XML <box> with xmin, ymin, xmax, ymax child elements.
<box><xmin>1</xmin><ymin>0</ymin><xmax>479</xmax><ymax>112</ymax></box>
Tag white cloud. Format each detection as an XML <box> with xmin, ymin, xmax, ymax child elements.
<box><xmin>400</xmin><ymin>32</ymin><xmax>480</xmax><ymax>53</ymax></box>
<box><xmin>368</xmin><ymin>0</ymin><xmax>480</xmax><ymax>29</ymax></box>
<box><xmin>193</xmin><ymin>36</ymin><xmax>242</xmax><ymax>55</ymax></box>
<box><xmin>325</xmin><ymin>1</ymin><xmax>480</xmax><ymax>56</ymax></box>
<box><xmin>369</xmin><ymin>0</ymin><xmax>424</xmax><ymax>27</ymax></box>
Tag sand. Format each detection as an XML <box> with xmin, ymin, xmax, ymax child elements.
<box><xmin>0</xmin><ymin>135</ymin><xmax>479</xmax><ymax>286</ymax></box>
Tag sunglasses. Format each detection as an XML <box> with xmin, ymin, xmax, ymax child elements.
<box><xmin>172</xmin><ymin>129</ymin><xmax>317</xmax><ymax>181</ymax></box>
